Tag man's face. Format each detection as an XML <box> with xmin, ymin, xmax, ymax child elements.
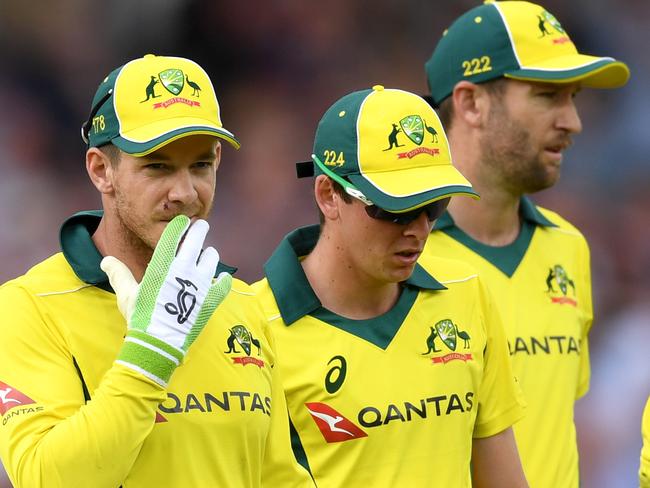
<box><xmin>479</xmin><ymin>79</ymin><xmax>582</xmax><ymax>194</ymax></box>
<box><xmin>108</xmin><ymin>134</ymin><xmax>220</xmax><ymax>252</ymax></box>
<box><xmin>336</xmin><ymin>197</ymin><xmax>433</xmax><ymax>286</ymax></box>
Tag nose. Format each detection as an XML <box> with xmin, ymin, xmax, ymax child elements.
<box><xmin>168</xmin><ymin>169</ymin><xmax>199</xmax><ymax>205</ymax></box>
<box><xmin>403</xmin><ymin>210</ymin><xmax>432</xmax><ymax>240</ymax></box>
<box><xmin>556</xmin><ymin>97</ymin><xmax>582</xmax><ymax>135</ymax></box>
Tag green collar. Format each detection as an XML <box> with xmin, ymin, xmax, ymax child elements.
<box><xmin>432</xmin><ymin>196</ymin><xmax>557</xmax><ymax>277</ymax></box>
<box><xmin>263</xmin><ymin>224</ymin><xmax>446</xmax><ymax>326</ymax></box>
<box><xmin>60</xmin><ymin>211</ymin><xmax>237</xmax><ymax>293</ymax></box>
<box><xmin>434</xmin><ymin>196</ymin><xmax>556</xmax><ymax>230</ymax></box>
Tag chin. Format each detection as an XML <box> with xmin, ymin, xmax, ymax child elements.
<box><xmin>389</xmin><ymin>267</ymin><xmax>416</xmax><ymax>284</ymax></box>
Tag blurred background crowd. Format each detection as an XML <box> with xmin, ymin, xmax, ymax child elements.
<box><xmin>0</xmin><ymin>0</ymin><xmax>648</xmax><ymax>486</ymax></box>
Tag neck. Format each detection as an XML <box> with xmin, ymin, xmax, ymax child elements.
<box><xmin>92</xmin><ymin>216</ymin><xmax>152</xmax><ymax>282</ymax></box>
<box><xmin>301</xmin><ymin>232</ymin><xmax>401</xmax><ymax>320</ymax></box>
<box><xmin>446</xmin><ymin>129</ymin><xmax>522</xmax><ymax>246</ymax></box>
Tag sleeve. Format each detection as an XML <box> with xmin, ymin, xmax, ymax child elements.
<box><xmin>641</xmin><ymin>396</ymin><xmax>650</xmax><ymax>488</ymax></box>
<box><xmin>576</xmin><ymin>236</ymin><xmax>593</xmax><ymax>399</ymax></box>
<box><xmin>0</xmin><ymin>284</ymin><xmax>167</xmax><ymax>488</ymax></box>
<box><xmin>260</xmin><ymin>320</ymin><xmax>315</xmax><ymax>488</ymax></box>
<box><xmin>473</xmin><ymin>278</ymin><xmax>527</xmax><ymax>439</ymax></box>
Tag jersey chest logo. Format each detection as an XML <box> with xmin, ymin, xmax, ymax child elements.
<box><xmin>305</xmin><ymin>402</ymin><xmax>367</xmax><ymax>443</ymax></box>
<box><xmin>545</xmin><ymin>264</ymin><xmax>577</xmax><ymax>306</ymax></box>
<box><xmin>224</xmin><ymin>324</ymin><xmax>265</xmax><ymax>368</ymax></box>
<box><xmin>422</xmin><ymin>319</ymin><xmax>473</xmax><ymax>364</ymax></box>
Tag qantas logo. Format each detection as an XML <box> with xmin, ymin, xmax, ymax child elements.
<box><xmin>305</xmin><ymin>402</ymin><xmax>367</xmax><ymax>443</ymax></box>
<box><xmin>0</xmin><ymin>382</ymin><xmax>36</xmax><ymax>415</ymax></box>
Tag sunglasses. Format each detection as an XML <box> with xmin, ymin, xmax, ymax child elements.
<box><xmin>365</xmin><ymin>198</ymin><xmax>450</xmax><ymax>225</ymax></box>
<box><xmin>312</xmin><ymin>154</ymin><xmax>450</xmax><ymax>225</ymax></box>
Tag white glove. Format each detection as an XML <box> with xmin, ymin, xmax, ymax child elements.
<box><xmin>101</xmin><ymin>215</ymin><xmax>232</xmax><ymax>386</ymax></box>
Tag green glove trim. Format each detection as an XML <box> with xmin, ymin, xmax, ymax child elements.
<box><xmin>104</xmin><ymin>215</ymin><xmax>232</xmax><ymax>387</ymax></box>
<box><xmin>117</xmin><ymin>338</ymin><xmax>179</xmax><ymax>387</ymax></box>
<box><xmin>131</xmin><ymin>215</ymin><xmax>189</xmax><ymax>331</ymax></box>
<box><xmin>128</xmin><ymin>329</ymin><xmax>185</xmax><ymax>362</ymax></box>
<box><xmin>182</xmin><ymin>273</ymin><xmax>233</xmax><ymax>350</ymax></box>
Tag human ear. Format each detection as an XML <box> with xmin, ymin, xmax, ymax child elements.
<box><xmin>213</xmin><ymin>141</ymin><xmax>222</xmax><ymax>171</ymax></box>
<box><xmin>86</xmin><ymin>147</ymin><xmax>115</xmax><ymax>194</ymax></box>
<box><xmin>451</xmin><ymin>81</ymin><xmax>487</xmax><ymax>128</ymax></box>
<box><xmin>314</xmin><ymin>175</ymin><xmax>340</xmax><ymax>221</ymax></box>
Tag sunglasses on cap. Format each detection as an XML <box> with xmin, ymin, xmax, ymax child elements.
<box><xmin>81</xmin><ymin>89</ymin><xmax>113</xmax><ymax>145</ymax></box>
<box><xmin>312</xmin><ymin>154</ymin><xmax>450</xmax><ymax>225</ymax></box>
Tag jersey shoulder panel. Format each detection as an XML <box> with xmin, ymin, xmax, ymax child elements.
<box><xmin>250</xmin><ymin>278</ymin><xmax>282</xmax><ymax>322</ymax></box>
<box><xmin>229</xmin><ymin>277</ymin><xmax>257</xmax><ymax>297</ymax></box>
<box><xmin>536</xmin><ymin>206</ymin><xmax>586</xmax><ymax>240</ymax></box>
<box><xmin>1</xmin><ymin>253</ymin><xmax>85</xmax><ymax>296</ymax></box>
<box><xmin>417</xmin><ymin>254</ymin><xmax>480</xmax><ymax>286</ymax></box>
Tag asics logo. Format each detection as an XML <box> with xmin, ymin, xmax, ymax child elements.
<box><xmin>164</xmin><ymin>277</ymin><xmax>198</xmax><ymax>324</ymax></box>
<box><xmin>305</xmin><ymin>402</ymin><xmax>367</xmax><ymax>443</ymax></box>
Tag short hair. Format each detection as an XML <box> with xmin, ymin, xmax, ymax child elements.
<box><xmin>99</xmin><ymin>143</ymin><xmax>121</xmax><ymax>166</ymax></box>
<box><xmin>437</xmin><ymin>77</ymin><xmax>508</xmax><ymax>129</ymax></box>
<box><xmin>318</xmin><ymin>178</ymin><xmax>352</xmax><ymax>225</ymax></box>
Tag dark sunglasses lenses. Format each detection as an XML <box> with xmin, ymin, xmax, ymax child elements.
<box><xmin>365</xmin><ymin>198</ymin><xmax>450</xmax><ymax>225</ymax></box>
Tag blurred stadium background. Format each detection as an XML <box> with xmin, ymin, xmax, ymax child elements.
<box><xmin>1</xmin><ymin>1</ymin><xmax>648</xmax><ymax>486</ymax></box>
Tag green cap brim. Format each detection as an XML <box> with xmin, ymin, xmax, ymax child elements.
<box><xmin>113</xmin><ymin>126</ymin><xmax>240</xmax><ymax>156</ymax></box>
<box><xmin>505</xmin><ymin>57</ymin><xmax>630</xmax><ymax>88</ymax></box>
<box><xmin>349</xmin><ymin>172</ymin><xmax>478</xmax><ymax>212</ymax></box>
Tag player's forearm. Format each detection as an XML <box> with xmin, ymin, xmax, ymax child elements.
<box><xmin>4</xmin><ymin>365</ymin><xmax>165</xmax><ymax>488</ymax></box>
<box><xmin>471</xmin><ymin>427</ymin><xmax>528</xmax><ymax>488</ymax></box>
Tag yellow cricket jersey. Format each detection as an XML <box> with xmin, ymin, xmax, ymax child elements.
<box><xmin>252</xmin><ymin>225</ymin><xmax>525</xmax><ymax>487</ymax></box>
<box><xmin>0</xmin><ymin>211</ymin><xmax>312</xmax><ymax>488</ymax></box>
<box><xmin>421</xmin><ymin>197</ymin><xmax>593</xmax><ymax>488</ymax></box>
<box><xmin>641</xmin><ymin>396</ymin><xmax>650</xmax><ymax>488</ymax></box>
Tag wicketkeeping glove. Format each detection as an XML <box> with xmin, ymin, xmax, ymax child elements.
<box><xmin>100</xmin><ymin>215</ymin><xmax>232</xmax><ymax>387</ymax></box>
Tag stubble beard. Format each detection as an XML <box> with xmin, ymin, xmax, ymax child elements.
<box><xmin>480</xmin><ymin>104</ymin><xmax>560</xmax><ymax>195</ymax></box>
<box><xmin>113</xmin><ymin>190</ymin><xmax>158</xmax><ymax>261</ymax></box>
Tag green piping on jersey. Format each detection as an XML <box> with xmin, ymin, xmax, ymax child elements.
<box><xmin>289</xmin><ymin>418</ymin><xmax>312</xmax><ymax>475</ymax></box>
<box><xmin>264</xmin><ymin>225</ymin><xmax>446</xmax><ymax>348</ymax></box>
<box><xmin>59</xmin><ymin>210</ymin><xmax>237</xmax><ymax>293</ymax></box>
<box><xmin>432</xmin><ymin>197</ymin><xmax>556</xmax><ymax>277</ymax></box>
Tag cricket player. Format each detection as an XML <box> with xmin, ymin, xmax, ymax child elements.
<box><xmin>253</xmin><ymin>85</ymin><xmax>528</xmax><ymax>487</ymax></box>
<box><xmin>420</xmin><ymin>2</ymin><xmax>630</xmax><ymax>487</ymax></box>
<box><xmin>0</xmin><ymin>54</ymin><xmax>312</xmax><ymax>487</ymax></box>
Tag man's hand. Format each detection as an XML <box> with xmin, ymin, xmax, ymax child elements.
<box><xmin>101</xmin><ymin>215</ymin><xmax>232</xmax><ymax>386</ymax></box>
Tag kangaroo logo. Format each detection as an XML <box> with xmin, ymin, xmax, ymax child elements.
<box><xmin>546</xmin><ymin>264</ymin><xmax>577</xmax><ymax>306</ymax></box>
<box><xmin>383</xmin><ymin>123</ymin><xmax>404</xmax><ymax>151</ymax></box>
<box><xmin>185</xmin><ymin>75</ymin><xmax>202</xmax><ymax>96</ymax></box>
<box><xmin>305</xmin><ymin>402</ymin><xmax>367</xmax><ymax>443</ymax></box>
<box><xmin>224</xmin><ymin>324</ymin><xmax>261</xmax><ymax>356</ymax></box>
<box><xmin>0</xmin><ymin>381</ymin><xmax>36</xmax><ymax>415</ymax></box>
<box><xmin>425</xmin><ymin>321</ymin><xmax>473</xmax><ymax>364</ymax></box>
<box><xmin>422</xmin><ymin>327</ymin><xmax>441</xmax><ymax>354</ymax></box>
<box><xmin>0</xmin><ymin>388</ymin><xmax>20</xmax><ymax>406</ymax></box>
<box><xmin>423</xmin><ymin>321</ymin><xmax>471</xmax><ymax>354</ymax></box>
<box><xmin>159</xmin><ymin>68</ymin><xmax>185</xmax><ymax>95</ymax></box>
<box><xmin>546</xmin><ymin>264</ymin><xmax>575</xmax><ymax>296</ymax></box>
<box><xmin>141</xmin><ymin>75</ymin><xmax>161</xmax><ymax>102</ymax></box>
<box><xmin>537</xmin><ymin>10</ymin><xmax>565</xmax><ymax>37</ymax></box>
<box><xmin>537</xmin><ymin>14</ymin><xmax>552</xmax><ymax>37</ymax></box>
<box><xmin>164</xmin><ymin>277</ymin><xmax>198</xmax><ymax>324</ymax></box>
<box><xmin>435</xmin><ymin>319</ymin><xmax>471</xmax><ymax>351</ymax></box>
